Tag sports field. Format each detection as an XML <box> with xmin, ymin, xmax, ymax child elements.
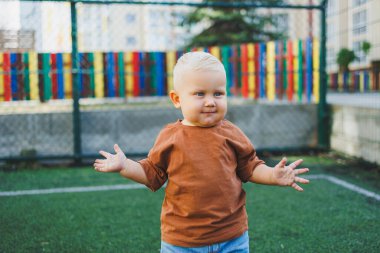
<box><xmin>1</xmin><ymin>154</ymin><xmax>379</xmax><ymax>253</ymax></box>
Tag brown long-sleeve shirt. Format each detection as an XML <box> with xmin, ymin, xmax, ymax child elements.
<box><xmin>138</xmin><ymin>119</ymin><xmax>264</xmax><ymax>247</ymax></box>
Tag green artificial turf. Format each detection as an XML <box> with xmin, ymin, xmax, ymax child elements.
<box><xmin>1</xmin><ymin>154</ymin><xmax>379</xmax><ymax>253</ymax></box>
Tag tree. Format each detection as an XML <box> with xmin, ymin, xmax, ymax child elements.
<box><xmin>182</xmin><ymin>0</ymin><xmax>286</xmax><ymax>48</ymax></box>
<box><xmin>361</xmin><ymin>41</ymin><xmax>371</xmax><ymax>57</ymax></box>
<box><xmin>336</xmin><ymin>48</ymin><xmax>356</xmax><ymax>72</ymax></box>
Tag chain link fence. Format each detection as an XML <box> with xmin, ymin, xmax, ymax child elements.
<box><xmin>0</xmin><ymin>0</ymin><xmax>328</xmax><ymax>163</ymax></box>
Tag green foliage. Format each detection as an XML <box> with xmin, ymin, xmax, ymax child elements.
<box><xmin>362</xmin><ymin>41</ymin><xmax>371</xmax><ymax>56</ymax></box>
<box><xmin>336</xmin><ymin>48</ymin><xmax>356</xmax><ymax>72</ymax></box>
<box><xmin>183</xmin><ymin>0</ymin><xmax>287</xmax><ymax>48</ymax></box>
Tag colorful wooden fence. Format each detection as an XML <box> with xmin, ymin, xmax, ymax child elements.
<box><xmin>0</xmin><ymin>38</ymin><xmax>334</xmax><ymax>103</ymax></box>
<box><xmin>327</xmin><ymin>69</ymin><xmax>379</xmax><ymax>93</ymax></box>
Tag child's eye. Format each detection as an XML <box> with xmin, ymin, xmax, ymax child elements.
<box><xmin>214</xmin><ymin>92</ymin><xmax>224</xmax><ymax>97</ymax></box>
<box><xmin>195</xmin><ymin>92</ymin><xmax>204</xmax><ymax>96</ymax></box>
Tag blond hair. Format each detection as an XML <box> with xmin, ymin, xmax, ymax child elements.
<box><xmin>173</xmin><ymin>51</ymin><xmax>226</xmax><ymax>91</ymax></box>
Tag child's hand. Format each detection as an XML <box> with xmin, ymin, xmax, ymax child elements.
<box><xmin>94</xmin><ymin>144</ymin><xmax>127</xmax><ymax>173</ymax></box>
<box><xmin>273</xmin><ymin>157</ymin><xmax>310</xmax><ymax>191</ymax></box>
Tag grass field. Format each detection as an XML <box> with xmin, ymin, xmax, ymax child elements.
<box><xmin>1</xmin><ymin>153</ymin><xmax>379</xmax><ymax>253</ymax></box>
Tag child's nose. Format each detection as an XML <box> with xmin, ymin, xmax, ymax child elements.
<box><xmin>204</xmin><ymin>98</ymin><xmax>216</xmax><ymax>107</ymax></box>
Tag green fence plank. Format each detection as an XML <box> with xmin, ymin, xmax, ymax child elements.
<box><xmin>237</xmin><ymin>46</ymin><xmax>242</xmax><ymax>93</ymax></box>
<box><xmin>283</xmin><ymin>40</ymin><xmax>288</xmax><ymax>90</ymax></box>
<box><xmin>23</xmin><ymin>53</ymin><xmax>30</xmax><ymax>100</ymax></box>
<box><xmin>43</xmin><ymin>53</ymin><xmax>52</xmax><ymax>101</ymax></box>
<box><xmin>221</xmin><ymin>46</ymin><xmax>231</xmax><ymax>96</ymax></box>
<box><xmin>118</xmin><ymin>52</ymin><xmax>125</xmax><ymax>97</ymax></box>
<box><xmin>88</xmin><ymin>53</ymin><xmax>95</xmax><ymax>98</ymax></box>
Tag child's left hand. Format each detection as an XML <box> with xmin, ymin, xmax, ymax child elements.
<box><xmin>273</xmin><ymin>157</ymin><xmax>310</xmax><ymax>191</ymax></box>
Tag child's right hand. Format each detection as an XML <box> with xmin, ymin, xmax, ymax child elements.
<box><xmin>94</xmin><ymin>144</ymin><xmax>127</xmax><ymax>173</ymax></box>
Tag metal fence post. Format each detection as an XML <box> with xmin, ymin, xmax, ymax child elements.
<box><xmin>318</xmin><ymin>0</ymin><xmax>330</xmax><ymax>150</ymax></box>
<box><xmin>71</xmin><ymin>1</ymin><xmax>82</xmax><ymax>164</ymax></box>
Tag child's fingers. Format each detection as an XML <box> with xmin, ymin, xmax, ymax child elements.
<box><xmin>294</xmin><ymin>168</ymin><xmax>309</xmax><ymax>175</ymax></box>
<box><xmin>94</xmin><ymin>160</ymin><xmax>107</xmax><ymax>170</ymax></box>
<box><xmin>291</xmin><ymin>183</ymin><xmax>304</xmax><ymax>192</ymax></box>
<box><xmin>93</xmin><ymin>163</ymin><xmax>104</xmax><ymax>171</ymax></box>
<box><xmin>94</xmin><ymin>159</ymin><xmax>105</xmax><ymax>164</ymax></box>
<box><xmin>94</xmin><ymin>161</ymin><xmax>104</xmax><ymax>167</ymax></box>
<box><xmin>294</xmin><ymin>176</ymin><xmax>309</xmax><ymax>184</ymax></box>
<box><xmin>277</xmin><ymin>157</ymin><xmax>287</xmax><ymax>167</ymax></box>
<box><xmin>99</xmin><ymin>150</ymin><xmax>110</xmax><ymax>158</ymax></box>
<box><xmin>95</xmin><ymin>167</ymin><xmax>107</xmax><ymax>172</ymax></box>
<box><xmin>288</xmin><ymin>159</ymin><xmax>303</xmax><ymax>169</ymax></box>
<box><xmin>114</xmin><ymin>144</ymin><xmax>123</xmax><ymax>154</ymax></box>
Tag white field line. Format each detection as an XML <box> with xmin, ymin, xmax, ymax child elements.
<box><xmin>0</xmin><ymin>174</ymin><xmax>379</xmax><ymax>201</ymax></box>
<box><xmin>0</xmin><ymin>184</ymin><xmax>145</xmax><ymax>197</ymax></box>
<box><xmin>306</xmin><ymin>174</ymin><xmax>380</xmax><ymax>201</ymax></box>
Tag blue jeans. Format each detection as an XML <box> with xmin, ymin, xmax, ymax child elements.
<box><xmin>160</xmin><ymin>231</ymin><xmax>249</xmax><ymax>253</ymax></box>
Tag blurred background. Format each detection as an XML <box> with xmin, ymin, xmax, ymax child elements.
<box><xmin>0</xmin><ymin>0</ymin><xmax>379</xmax><ymax>165</ymax></box>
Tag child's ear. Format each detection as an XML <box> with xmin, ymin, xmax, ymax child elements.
<box><xmin>169</xmin><ymin>90</ymin><xmax>181</xmax><ymax>109</ymax></box>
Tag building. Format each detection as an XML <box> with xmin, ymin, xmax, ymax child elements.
<box><xmin>256</xmin><ymin>0</ymin><xmax>320</xmax><ymax>41</ymax></box>
<box><xmin>326</xmin><ymin>0</ymin><xmax>380</xmax><ymax>72</ymax></box>
<box><xmin>77</xmin><ymin>2</ymin><xmax>195</xmax><ymax>52</ymax></box>
<box><xmin>0</xmin><ymin>0</ymin><xmax>198</xmax><ymax>53</ymax></box>
<box><xmin>0</xmin><ymin>0</ymin><xmax>35</xmax><ymax>51</ymax></box>
<box><xmin>20</xmin><ymin>1</ymin><xmax>72</xmax><ymax>53</ymax></box>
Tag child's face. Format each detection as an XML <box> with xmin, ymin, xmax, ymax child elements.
<box><xmin>170</xmin><ymin>70</ymin><xmax>227</xmax><ymax>127</ymax></box>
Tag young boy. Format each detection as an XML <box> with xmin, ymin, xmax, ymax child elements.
<box><xmin>94</xmin><ymin>52</ymin><xmax>310</xmax><ymax>253</ymax></box>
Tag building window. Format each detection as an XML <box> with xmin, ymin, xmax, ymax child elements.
<box><xmin>353</xmin><ymin>41</ymin><xmax>366</xmax><ymax>63</ymax></box>
<box><xmin>273</xmin><ymin>14</ymin><xmax>289</xmax><ymax>35</ymax></box>
<box><xmin>327</xmin><ymin>23</ymin><xmax>335</xmax><ymax>40</ymax></box>
<box><xmin>149</xmin><ymin>10</ymin><xmax>160</xmax><ymax>27</ymax></box>
<box><xmin>126</xmin><ymin>14</ymin><xmax>136</xmax><ymax>23</ymax></box>
<box><xmin>126</xmin><ymin>36</ymin><xmax>136</xmax><ymax>46</ymax></box>
<box><xmin>327</xmin><ymin>0</ymin><xmax>336</xmax><ymax>15</ymax></box>
<box><xmin>353</xmin><ymin>0</ymin><xmax>367</xmax><ymax>7</ymax></box>
<box><xmin>352</xmin><ymin>10</ymin><xmax>367</xmax><ymax>35</ymax></box>
<box><xmin>327</xmin><ymin>48</ymin><xmax>336</xmax><ymax>67</ymax></box>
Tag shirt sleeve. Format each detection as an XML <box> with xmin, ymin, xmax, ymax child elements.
<box><xmin>230</xmin><ymin>125</ymin><xmax>265</xmax><ymax>182</ymax></box>
<box><xmin>138</xmin><ymin>128</ymin><xmax>173</xmax><ymax>192</ymax></box>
